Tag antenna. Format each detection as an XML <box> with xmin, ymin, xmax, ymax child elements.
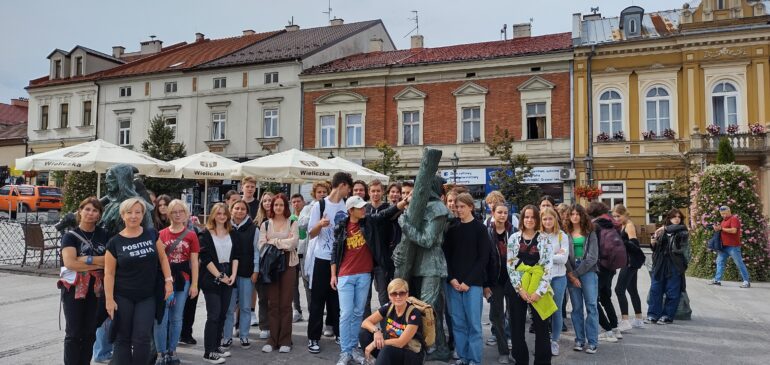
<box><xmin>149</xmin><ymin>35</ymin><xmax>157</xmax><ymax>41</ymax></box>
<box><xmin>403</xmin><ymin>10</ymin><xmax>420</xmax><ymax>38</ymax></box>
<box><xmin>590</xmin><ymin>7</ymin><xmax>600</xmax><ymax>14</ymax></box>
<box><xmin>322</xmin><ymin>0</ymin><xmax>332</xmax><ymax>22</ymax></box>
<box><xmin>500</xmin><ymin>24</ymin><xmax>508</xmax><ymax>40</ymax></box>
<box><xmin>288</xmin><ymin>16</ymin><xmax>294</xmax><ymax>26</ymax></box>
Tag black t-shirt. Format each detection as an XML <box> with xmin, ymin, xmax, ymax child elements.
<box><xmin>443</xmin><ymin>219</ymin><xmax>491</xmax><ymax>287</ymax></box>
<box><xmin>61</xmin><ymin>227</ymin><xmax>109</xmax><ymax>257</ymax></box>
<box><xmin>378</xmin><ymin>303</ymin><xmax>422</xmax><ymax>343</ymax></box>
<box><xmin>246</xmin><ymin>199</ymin><xmax>260</xmax><ymax>220</ymax></box>
<box><xmin>495</xmin><ymin>231</ymin><xmax>508</xmax><ymax>284</ymax></box>
<box><xmin>107</xmin><ymin>228</ymin><xmax>159</xmax><ymax>300</ymax></box>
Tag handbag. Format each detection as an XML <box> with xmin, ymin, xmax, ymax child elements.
<box><xmin>707</xmin><ymin>230</ymin><xmax>723</xmax><ymax>252</ymax></box>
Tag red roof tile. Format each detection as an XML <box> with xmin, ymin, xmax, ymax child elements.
<box><xmin>303</xmin><ymin>32</ymin><xmax>573</xmax><ymax>75</ymax></box>
<box><xmin>0</xmin><ymin>123</ymin><xmax>27</xmax><ymax>141</ymax></box>
<box><xmin>0</xmin><ymin>103</ymin><xmax>28</xmax><ymax>125</ymax></box>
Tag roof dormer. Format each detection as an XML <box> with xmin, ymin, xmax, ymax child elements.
<box><xmin>47</xmin><ymin>49</ymin><xmax>70</xmax><ymax>80</ymax></box>
<box><xmin>620</xmin><ymin>6</ymin><xmax>645</xmax><ymax>39</ymax></box>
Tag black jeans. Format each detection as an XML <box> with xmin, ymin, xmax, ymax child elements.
<box><xmin>489</xmin><ymin>280</ymin><xmax>515</xmax><ymax>356</ymax></box>
<box><xmin>373</xmin><ymin>266</ymin><xmax>391</xmax><ymax>307</ymax></box>
<box><xmin>308</xmin><ymin>258</ymin><xmax>339</xmax><ymax>340</ymax></box>
<box><xmin>62</xmin><ymin>278</ymin><xmax>99</xmax><ymax>365</ymax></box>
<box><xmin>358</xmin><ymin>328</ymin><xmax>425</xmax><ymax>365</ymax></box>
<box><xmin>511</xmin><ymin>294</ymin><xmax>551</xmax><ymax>365</ymax></box>
<box><xmin>112</xmin><ymin>295</ymin><xmax>155</xmax><ymax>365</ymax></box>
<box><xmin>598</xmin><ymin>267</ymin><xmax>618</xmax><ymax>331</ymax></box>
<box><xmin>202</xmin><ymin>285</ymin><xmax>233</xmax><ymax>354</ymax></box>
<box><xmin>293</xmin><ymin>264</ymin><xmax>303</xmax><ymax>314</ymax></box>
<box><xmin>180</xmin><ymin>291</ymin><xmax>198</xmax><ymax>340</ymax></box>
<box><xmin>615</xmin><ymin>267</ymin><xmax>642</xmax><ymax>316</ymax></box>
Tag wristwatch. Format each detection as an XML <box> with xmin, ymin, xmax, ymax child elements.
<box><xmin>372</xmin><ymin>327</ymin><xmax>381</xmax><ymax>334</ymax></box>
<box><xmin>86</xmin><ymin>256</ymin><xmax>93</xmax><ymax>265</ymax></box>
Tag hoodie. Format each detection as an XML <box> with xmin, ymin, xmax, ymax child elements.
<box><xmin>652</xmin><ymin>224</ymin><xmax>689</xmax><ymax>280</ymax></box>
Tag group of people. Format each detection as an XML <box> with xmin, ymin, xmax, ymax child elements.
<box><xmin>58</xmin><ymin>168</ymin><xmax>750</xmax><ymax>365</ymax></box>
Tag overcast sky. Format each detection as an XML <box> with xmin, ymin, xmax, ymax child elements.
<box><xmin>1</xmin><ymin>0</ymin><xmax>677</xmax><ymax>102</ymax></box>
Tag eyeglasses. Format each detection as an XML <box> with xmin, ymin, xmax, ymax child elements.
<box><xmin>389</xmin><ymin>291</ymin><xmax>408</xmax><ymax>298</ymax></box>
<box><xmin>170</xmin><ymin>210</ymin><xmax>186</xmax><ymax>215</ymax></box>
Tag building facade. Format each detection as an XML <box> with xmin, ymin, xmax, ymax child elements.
<box><xmin>0</xmin><ymin>98</ymin><xmax>28</xmax><ymax>183</ymax></box>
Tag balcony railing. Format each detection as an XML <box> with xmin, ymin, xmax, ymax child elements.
<box><xmin>690</xmin><ymin>130</ymin><xmax>769</xmax><ymax>153</ymax></box>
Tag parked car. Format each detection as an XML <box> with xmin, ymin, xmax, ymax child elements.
<box><xmin>0</xmin><ymin>185</ymin><xmax>63</xmax><ymax>212</ymax></box>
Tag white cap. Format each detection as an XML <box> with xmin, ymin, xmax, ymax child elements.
<box><xmin>346</xmin><ymin>195</ymin><xmax>368</xmax><ymax>210</ymax></box>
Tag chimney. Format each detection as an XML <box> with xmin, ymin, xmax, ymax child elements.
<box><xmin>195</xmin><ymin>32</ymin><xmax>205</xmax><ymax>42</ymax></box>
<box><xmin>285</xmin><ymin>24</ymin><xmax>300</xmax><ymax>32</ymax></box>
<box><xmin>140</xmin><ymin>39</ymin><xmax>163</xmax><ymax>54</ymax></box>
<box><xmin>583</xmin><ymin>13</ymin><xmax>602</xmax><ymax>21</ymax></box>
<box><xmin>11</xmin><ymin>98</ymin><xmax>28</xmax><ymax>108</ymax></box>
<box><xmin>369</xmin><ymin>38</ymin><xmax>384</xmax><ymax>52</ymax></box>
<box><xmin>330</xmin><ymin>18</ymin><xmax>344</xmax><ymax>26</ymax></box>
<box><xmin>411</xmin><ymin>34</ymin><xmax>424</xmax><ymax>49</ymax></box>
<box><xmin>572</xmin><ymin>13</ymin><xmax>583</xmax><ymax>40</ymax></box>
<box><xmin>242</xmin><ymin>29</ymin><xmax>256</xmax><ymax>36</ymax></box>
<box><xmin>512</xmin><ymin>23</ymin><xmax>531</xmax><ymax>38</ymax></box>
<box><xmin>112</xmin><ymin>46</ymin><xmax>125</xmax><ymax>58</ymax></box>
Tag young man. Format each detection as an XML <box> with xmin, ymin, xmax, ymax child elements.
<box><xmin>401</xmin><ymin>181</ymin><xmax>414</xmax><ymax>199</ymax></box>
<box><xmin>352</xmin><ymin>180</ymin><xmax>369</xmax><ymax>201</ymax></box>
<box><xmin>367</xmin><ymin>180</ymin><xmax>386</xmax><ymax>212</ymax></box>
<box><xmin>306</xmin><ymin>172</ymin><xmax>353</xmax><ymax>354</ymax></box>
<box><xmin>290</xmin><ymin>193</ymin><xmax>307</xmax><ymax>322</ymax></box>
<box><xmin>241</xmin><ymin>177</ymin><xmax>259</xmax><ymax>221</ymax></box>
<box><xmin>386</xmin><ymin>182</ymin><xmax>402</xmax><ymax>205</ymax></box>
<box><xmin>331</xmin><ymin>195</ymin><xmax>408</xmax><ymax>365</ymax></box>
<box><xmin>224</xmin><ymin>190</ymin><xmax>240</xmax><ymax>208</ymax></box>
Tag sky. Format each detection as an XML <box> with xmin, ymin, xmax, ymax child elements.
<box><xmin>1</xmin><ymin>0</ymin><xmax>678</xmax><ymax>103</ymax></box>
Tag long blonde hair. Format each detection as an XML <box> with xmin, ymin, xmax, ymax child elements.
<box><xmin>255</xmin><ymin>191</ymin><xmax>274</xmax><ymax>224</ymax></box>
<box><xmin>539</xmin><ymin>206</ymin><xmax>561</xmax><ymax>234</ymax></box>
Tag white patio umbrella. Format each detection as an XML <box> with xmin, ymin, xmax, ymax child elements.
<box><xmin>167</xmin><ymin>151</ymin><xmax>240</xmax><ymax>217</ymax></box>
<box><xmin>327</xmin><ymin>156</ymin><xmax>390</xmax><ymax>184</ymax></box>
<box><xmin>234</xmin><ymin>149</ymin><xmax>344</xmax><ymax>183</ymax></box>
<box><xmin>15</xmin><ymin>139</ymin><xmax>174</xmax><ymax>197</ymax></box>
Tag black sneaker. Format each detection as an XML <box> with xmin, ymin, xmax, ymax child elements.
<box><xmin>240</xmin><ymin>338</ymin><xmax>251</xmax><ymax>349</ymax></box>
<box><xmin>657</xmin><ymin>316</ymin><xmax>673</xmax><ymax>325</ymax></box>
<box><xmin>307</xmin><ymin>339</ymin><xmax>320</xmax><ymax>354</ymax></box>
<box><xmin>221</xmin><ymin>338</ymin><xmax>232</xmax><ymax>349</ymax></box>
<box><xmin>167</xmin><ymin>353</ymin><xmax>180</xmax><ymax>365</ymax></box>
<box><xmin>179</xmin><ymin>336</ymin><xmax>197</xmax><ymax>345</ymax></box>
<box><xmin>215</xmin><ymin>347</ymin><xmax>231</xmax><ymax>357</ymax></box>
<box><xmin>203</xmin><ymin>352</ymin><xmax>225</xmax><ymax>364</ymax></box>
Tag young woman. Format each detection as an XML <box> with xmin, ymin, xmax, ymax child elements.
<box><xmin>154</xmin><ymin>199</ymin><xmax>200</xmax><ymax>365</ymax></box>
<box><xmin>485</xmin><ymin>203</ymin><xmax>515</xmax><ymax>364</ymax></box>
<box><xmin>254</xmin><ymin>191</ymin><xmax>274</xmax><ymax>338</ymax></box>
<box><xmin>259</xmin><ymin>194</ymin><xmax>299</xmax><ymax>353</ymax></box>
<box><xmin>153</xmin><ymin>195</ymin><xmax>172</xmax><ymax>231</ymax></box>
<box><xmin>507</xmin><ymin>205</ymin><xmax>553</xmax><ymax>365</ymax></box>
<box><xmin>60</xmin><ymin>197</ymin><xmax>109</xmax><ymax>365</ymax></box>
<box><xmin>540</xmin><ymin>207</ymin><xmax>570</xmax><ymax>357</ymax></box>
<box><xmin>444</xmin><ymin>193</ymin><xmax>490</xmax><ymax>365</ymax></box>
<box><xmin>647</xmin><ymin>209</ymin><xmax>688</xmax><ymax>325</ymax></box>
<box><xmin>359</xmin><ymin>279</ymin><xmax>425</xmax><ymax>365</ymax></box>
<box><xmin>587</xmin><ymin>202</ymin><xmax>620</xmax><ymax>343</ymax></box>
<box><xmin>565</xmin><ymin>204</ymin><xmax>600</xmax><ymax>354</ymax></box>
<box><xmin>104</xmin><ymin>198</ymin><xmax>172</xmax><ymax>365</ymax></box>
<box><xmin>255</xmin><ymin>192</ymin><xmax>274</xmax><ymax>226</ymax></box>
<box><xmin>538</xmin><ymin>195</ymin><xmax>555</xmax><ymax>212</ymax></box>
<box><xmin>199</xmin><ymin>203</ymin><xmax>240</xmax><ymax>364</ymax></box>
<box><xmin>612</xmin><ymin>204</ymin><xmax>645</xmax><ymax>331</ymax></box>
<box><xmin>222</xmin><ymin>200</ymin><xmax>259</xmax><ymax>349</ymax></box>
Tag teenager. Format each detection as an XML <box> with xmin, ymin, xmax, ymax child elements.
<box><xmin>353</xmin><ymin>180</ymin><xmax>369</xmax><ymax>201</ymax></box>
<box><xmin>612</xmin><ymin>204</ymin><xmax>645</xmax><ymax>331</ymax></box>
<box><xmin>254</xmin><ymin>191</ymin><xmax>274</xmax><ymax>338</ymax></box>
<box><xmin>298</xmin><ymin>182</ymin><xmax>330</xmax><ymax>314</ymax></box>
<box><xmin>484</xmin><ymin>203</ymin><xmax>515</xmax><ymax>363</ymax></box>
<box><xmin>540</xmin><ymin>207</ymin><xmax>569</xmax><ymax>357</ymax></box>
<box><xmin>586</xmin><ymin>202</ymin><xmax>621</xmax><ymax>343</ymax></box>
<box><xmin>647</xmin><ymin>209</ymin><xmax>689</xmax><ymax>324</ymax></box>
<box><xmin>366</xmin><ymin>179</ymin><xmax>393</xmax><ymax>307</ymax></box>
<box><xmin>290</xmin><ymin>193</ymin><xmax>306</xmax><ymax>323</ymax></box>
<box><xmin>566</xmin><ymin>204</ymin><xmax>600</xmax><ymax>354</ymax></box>
<box><xmin>153</xmin><ymin>195</ymin><xmax>172</xmax><ymax>231</ymax></box>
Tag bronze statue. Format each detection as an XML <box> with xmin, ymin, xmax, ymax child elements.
<box><xmin>98</xmin><ymin>164</ymin><xmax>154</xmax><ymax>237</ymax></box>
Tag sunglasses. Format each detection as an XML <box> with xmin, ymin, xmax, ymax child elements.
<box><xmin>389</xmin><ymin>291</ymin><xmax>408</xmax><ymax>298</ymax></box>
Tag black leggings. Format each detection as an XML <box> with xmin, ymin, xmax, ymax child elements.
<box><xmin>358</xmin><ymin>328</ymin><xmax>425</xmax><ymax>365</ymax></box>
<box><xmin>112</xmin><ymin>295</ymin><xmax>155</xmax><ymax>365</ymax></box>
<box><xmin>511</xmin><ymin>294</ymin><xmax>551</xmax><ymax>365</ymax></box>
<box><xmin>614</xmin><ymin>267</ymin><xmax>642</xmax><ymax>316</ymax></box>
<box><xmin>308</xmin><ymin>258</ymin><xmax>340</xmax><ymax>340</ymax></box>
<box><xmin>202</xmin><ymin>285</ymin><xmax>233</xmax><ymax>354</ymax></box>
<box><xmin>62</xmin><ymin>278</ymin><xmax>99</xmax><ymax>365</ymax></box>
<box><xmin>598</xmin><ymin>268</ymin><xmax>618</xmax><ymax>331</ymax></box>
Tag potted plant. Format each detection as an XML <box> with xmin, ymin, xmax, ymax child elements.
<box><xmin>612</xmin><ymin>130</ymin><xmax>625</xmax><ymax>141</ymax></box>
<box><xmin>749</xmin><ymin>123</ymin><xmax>766</xmax><ymax>135</ymax></box>
<box><xmin>575</xmin><ymin>185</ymin><xmax>603</xmax><ymax>201</ymax></box>
<box><xmin>662</xmin><ymin>128</ymin><xmax>676</xmax><ymax>139</ymax></box>
<box><xmin>726</xmin><ymin>124</ymin><xmax>739</xmax><ymax>135</ymax></box>
<box><xmin>642</xmin><ymin>130</ymin><xmax>657</xmax><ymax>140</ymax></box>
<box><xmin>706</xmin><ymin>124</ymin><xmax>721</xmax><ymax>136</ymax></box>
<box><xmin>597</xmin><ymin>132</ymin><xmax>610</xmax><ymax>142</ymax></box>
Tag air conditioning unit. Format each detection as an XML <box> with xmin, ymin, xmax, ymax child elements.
<box><xmin>559</xmin><ymin>168</ymin><xmax>576</xmax><ymax>181</ymax></box>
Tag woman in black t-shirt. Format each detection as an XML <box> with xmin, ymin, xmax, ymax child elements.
<box><xmin>104</xmin><ymin>198</ymin><xmax>172</xmax><ymax>365</ymax></box>
<box><xmin>359</xmin><ymin>278</ymin><xmax>424</xmax><ymax>365</ymax></box>
<box><xmin>60</xmin><ymin>197</ymin><xmax>109</xmax><ymax>365</ymax></box>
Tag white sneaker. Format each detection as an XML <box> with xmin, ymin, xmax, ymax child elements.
<box><xmin>262</xmin><ymin>344</ymin><xmax>273</xmax><ymax>353</ymax></box>
<box><xmin>351</xmin><ymin>348</ymin><xmax>366</xmax><ymax>364</ymax></box>
<box><xmin>250</xmin><ymin>312</ymin><xmax>258</xmax><ymax>327</ymax></box>
<box><xmin>598</xmin><ymin>330</ymin><xmax>618</xmax><ymax>343</ymax></box>
<box><xmin>336</xmin><ymin>352</ymin><xmax>353</xmax><ymax>365</ymax></box>
<box><xmin>612</xmin><ymin>327</ymin><xmax>623</xmax><ymax>339</ymax></box>
<box><xmin>497</xmin><ymin>355</ymin><xmax>510</xmax><ymax>364</ymax></box>
<box><xmin>323</xmin><ymin>325</ymin><xmax>334</xmax><ymax>337</ymax></box>
<box><xmin>260</xmin><ymin>330</ymin><xmax>270</xmax><ymax>340</ymax></box>
<box><xmin>617</xmin><ymin>319</ymin><xmax>632</xmax><ymax>332</ymax></box>
<box><xmin>631</xmin><ymin>318</ymin><xmax>646</xmax><ymax>329</ymax></box>
<box><xmin>279</xmin><ymin>345</ymin><xmax>291</xmax><ymax>353</ymax></box>
<box><xmin>551</xmin><ymin>341</ymin><xmax>560</xmax><ymax>356</ymax></box>
<box><xmin>293</xmin><ymin>310</ymin><xmax>303</xmax><ymax>323</ymax></box>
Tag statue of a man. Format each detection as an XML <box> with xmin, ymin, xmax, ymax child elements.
<box><xmin>99</xmin><ymin>164</ymin><xmax>154</xmax><ymax>237</ymax></box>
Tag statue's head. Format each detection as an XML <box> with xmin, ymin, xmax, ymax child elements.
<box><xmin>105</xmin><ymin>164</ymin><xmax>139</xmax><ymax>199</ymax></box>
<box><xmin>430</xmin><ymin>175</ymin><xmax>447</xmax><ymax>201</ymax></box>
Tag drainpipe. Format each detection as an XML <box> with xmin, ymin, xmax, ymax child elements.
<box><xmin>569</xmin><ymin>59</ymin><xmax>575</xmax><ymax>203</ymax></box>
<box><xmin>94</xmin><ymin>82</ymin><xmax>100</xmax><ymax>141</ymax></box>
<box><xmin>585</xmin><ymin>45</ymin><xmax>596</xmax><ymax>186</ymax></box>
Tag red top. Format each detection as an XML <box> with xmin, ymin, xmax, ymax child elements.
<box><xmin>338</xmin><ymin>221</ymin><xmax>373</xmax><ymax>277</ymax></box>
<box><xmin>720</xmin><ymin>215</ymin><xmax>742</xmax><ymax>247</ymax></box>
<box><xmin>159</xmin><ymin>227</ymin><xmax>200</xmax><ymax>281</ymax></box>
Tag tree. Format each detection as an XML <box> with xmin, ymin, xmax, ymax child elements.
<box><xmin>365</xmin><ymin>140</ymin><xmax>402</xmax><ymax>180</ymax></box>
<box><xmin>62</xmin><ymin>171</ymin><xmax>98</xmax><ymax>213</ymax></box>
<box><xmin>140</xmin><ymin>115</ymin><xmax>193</xmax><ymax>196</ymax></box>
<box><xmin>486</xmin><ymin>126</ymin><xmax>540</xmax><ymax>210</ymax></box>
<box><xmin>716</xmin><ymin>137</ymin><xmax>735</xmax><ymax>164</ymax></box>
<box><xmin>648</xmin><ymin>178</ymin><xmax>689</xmax><ymax>223</ymax></box>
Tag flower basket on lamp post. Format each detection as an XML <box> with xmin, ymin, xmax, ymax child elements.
<box><xmin>575</xmin><ymin>185</ymin><xmax>602</xmax><ymax>201</ymax></box>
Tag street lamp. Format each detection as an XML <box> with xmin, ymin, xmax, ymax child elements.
<box><xmin>327</xmin><ymin>150</ymin><xmax>335</xmax><ymax>159</ymax></box>
<box><xmin>450</xmin><ymin>152</ymin><xmax>459</xmax><ymax>184</ymax></box>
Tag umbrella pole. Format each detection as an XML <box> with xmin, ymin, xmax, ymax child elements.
<box><xmin>203</xmin><ymin>179</ymin><xmax>208</xmax><ymax>221</ymax></box>
<box><xmin>96</xmin><ymin>173</ymin><xmax>101</xmax><ymax>198</ymax></box>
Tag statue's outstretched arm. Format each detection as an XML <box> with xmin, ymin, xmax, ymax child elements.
<box><xmin>400</xmin><ymin>214</ymin><xmax>447</xmax><ymax>249</ymax></box>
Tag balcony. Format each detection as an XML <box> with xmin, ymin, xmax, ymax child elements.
<box><xmin>690</xmin><ymin>130</ymin><xmax>769</xmax><ymax>154</ymax></box>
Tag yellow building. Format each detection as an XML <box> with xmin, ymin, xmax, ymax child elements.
<box><xmin>572</xmin><ymin>0</ymin><xmax>770</xmax><ymax>224</ymax></box>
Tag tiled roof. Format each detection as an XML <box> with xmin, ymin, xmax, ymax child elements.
<box><xmin>118</xmin><ymin>42</ymin><xmax>187</xmax><ymax>63</ymax></box>
<box><xmin>0</xmin><ymin>123</ymin><xmax>27</xmax><ymax>141</ymax></box>
<box><xmin>0</xmin><ymin>103</ymin><xmax>28</xmax><ymax>125</ymax></box>
<box><xmin>198</xmin><ymin>20</ymin><xmax>383</xmax><ymax>69</ymax></box>
<box><xmin>70</xmin><ymin>45</ymin><xmax>126</xmax><ymax>63</ymax></box>
<box><xmin>578</xmin><ymin>10</ymin><xmax>681</xmax><ymax>45</ymax></box>
<box><xmin>302</xmin><ymin>32</ymin><xmax>572</xmax><ymax>75</ymax></box>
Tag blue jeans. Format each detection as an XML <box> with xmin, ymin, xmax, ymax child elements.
<box><xmin>154</xmin><ymin>280</ymin><xmax>190</xmax><ymax>354</ymax></box>
<box><xmin>446</xmin><ymin>284</ymin><xmax>483</xmax><ymax>364</ymax></box>
<box><xmin>550</xmin><ymin>275</ymin><xmax>567</xmax><ymax>342</ymax></box>
<box><xmin>338</xmin><ymin>273</ymin><xmax>372</xmax><ymax>354</ymax></box>
<box><xmin>715</xmin><ymin>246</ymin><xmax>751</xmax><ymax>283</ymax></box>
<box><xmin>93</xmin><ymin>318</ymin><xmax>113</xmax><ymax>361</ymax></box>
<box><xmin>647</xmin><ymin>267</ymin><xmax>682</xmax><ymax>320</ymax></box>
<box><xmin>568</xmin><ymin>271</ymin><xmax>599</xmax><ymax>347</ymax></box>
<box><xmin>223</xmin><ymin>276</ymin><xmax>255</xmax><ymax>341</ymax></box>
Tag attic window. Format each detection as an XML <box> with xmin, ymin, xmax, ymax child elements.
<box><xmin>324</xmin><ymin>83</ymin><xmax>333</xmax><ymax>88</ymax></box>
<box><xmin>531</xmin><ymin>67</ymin><xmax>542</xmax><ymax>72</ymax></box>
<box><xmin>466</xmin><ymin>72</ymin><xmax>476</xmax><ymax>78</ymax></box>
<box><xmin>716</xmin><ymin>0</ymin><xmax>726</xmax><ymax>10</ymax></box>
<box><xmin>349</xmin><ymin>81</ymin><xmax>359</xmax><ymax>86</ymax></box>
<box><xmin>169</xmin><ymin>61</ymin><xmax>185</xmax><ymax>68</ymax></box>
<box><xmin>406</xmin><ymin>77</ymin><xmax>416</xmax><ymax>82</ymax></box>
<box><xmin>629</xmin><ymin>19</ymin><xmax>637</xmax><ymax>34</ymax></box>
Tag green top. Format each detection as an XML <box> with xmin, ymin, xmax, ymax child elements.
<box><xmin>572</xmin><ymin>235</ymin><xmax>586</xmax><ymax>259</ymax></box>
<box><xmin>290</xmin><ymin>214</ymin><xmax>307</xmax><ymax>240</ymax></box>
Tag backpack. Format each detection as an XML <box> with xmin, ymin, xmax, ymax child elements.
<box><xmin>597</xmin><ymin>224</ymin><xmax>628</xmax><ymax>271</ymax></box>
<box><xmin>386</xmin><ymin>296</ymin><xmax>436</xmax><ymax>348</ymax></box>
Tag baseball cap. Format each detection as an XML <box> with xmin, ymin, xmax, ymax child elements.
<box><xmin>718</xmin><ymin>205</ymin><xmax>730</xmax><ymax>212</ymax></box>
<box><xmin>346</xmin><ymin>196</ymin><xmax>368</xmax><ymax>210</ymax></box>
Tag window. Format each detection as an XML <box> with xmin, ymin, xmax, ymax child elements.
<box><xmin>54</xmin><ymin>60</ymin><xmax>62</xmax><ymax>79</ymax></box>
<box><xmin>646</xmin><ymin>180</ymin><xmax>672</xmax><ymax>224</ymax></box>
<box><xmin>213</xmin><ymin>77</ymin><xmax>226</xmax><ymax>89</ymax></box>
<box><xmin>645</xmin><ymin>87</ymin><xmax>671</xmax><ymax>135</ymax></box>
<box><xmin>264</xmin><ymin>72</ymin><xmax>279</xmax><ymax>84</ymax></box>
<box><xmin>211</xmin><ymin>112</ymin><xmax>226</xmax><ymax>140</ymax></box>
<box><xmin>59</xmin><ymin>103</ymin><xmax>69</xmax><ymax>128</ymax></box>
<box><xmin>75</xmin><ymin>57</ymin><xmax>83</xmax><ymax>76</ymax></box>
<box><xmin>40</xmin><ymin>105</ymin><xmax>49</xmax><ymax>130</ymax></box>
<box><xmin>320</xmin><ymin>115</ymin><xmax>336</xmax><ymax>148</ymax></box>
<box><xmin>629</xmin><ymin>19</ymin><xmax>637</xmax><ymax>34</ymax></box>
<box><xmin>118</xmin><ymin>119</ymin><xmax>131</xmax><ymax>146</ymax></box>
<box><xmin>345</xmin><ymin>113</ymin><xmax>363</xmax><ymax>147</ymax></box>
<box><xmin>0</xmin><ymin>186</ymin><xmax>10</xmax><ymax>195</ymax></box>
<box><xmin>263</xmin><ymin>109</ymin><xmax>279</xmax><ymax>138</ymax></box>
<box><xmin>119</xmin><ymin>86</ymin><xmax>131</xmax><ymax>97</ymax></box>
<box><xmin>164</xmin><ymin>82</ymin><xmax>177</xmax><ymax>93</ymax></box>
<box><xmin>82</xmin><ymin>101</ymin><xmax>92</xmax><ymax>126</ymax></box>
<box><xmin>461</xmin><ymin>107</ymin><xmax>481</xmax><ymax>143</ymax></box>
<box><xmin>165</xmin><ymin>116</ymin><xmax>177</xmax><ymax>140</ymax></box>
<box><xmin>716</xmin><ymin>0</ymin><xmax>726</xmax><ymax>10</ymax></box>
<box><xmin>712</xmin><ymin>81</ymin><xmax>738</xmax><ymax>130</ymax></box>
<box><xmin>526</xmin><ymin>102</ymin><xmax>547</xmax><ymax>139</ymax></box>
<box><xmin>599</xmin><ymin>90</ymin><xmax>623</xmax><ymax>137</ymax></box>
<box><xmin>599</xmin><ymin>181</ymin><xmax>625</xmax><ymax>208</ymax></box>
<box><xmin>403</xmin><ymin>111</ymin><xmax>420</xmax><ymax>146</ymax></box>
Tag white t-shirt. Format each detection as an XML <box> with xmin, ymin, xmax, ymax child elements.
<box><xmin>212</xmin><ymin>234</ymin><xmax>232</xmax><ymax>264</ymax></box>
<box><xmin>307</xmin><ymin>196</ymin><xmax>347</xmax><ymax>261</ymax></box>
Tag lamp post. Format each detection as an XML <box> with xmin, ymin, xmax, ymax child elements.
<box><xmin>327</xmin><ymin>150</ymin><xmax>335</xmax><ymax>159</ymax></box>
<box><xmin>450</xmin><ymin>152</ymin><xmax>459</xmax><ymax>184</ymax></box>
